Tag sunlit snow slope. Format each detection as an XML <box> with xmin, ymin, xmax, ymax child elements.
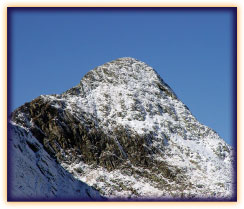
<box><xmin>10</xmin><ymin>57</ymin><xmax>235</xmax><ymax>200</ymax></box>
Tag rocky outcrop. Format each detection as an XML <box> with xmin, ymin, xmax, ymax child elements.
<box><xmin>11</xmin><ymin>95</ymin><xmax>182</xmax><ymax>184</ymax></box>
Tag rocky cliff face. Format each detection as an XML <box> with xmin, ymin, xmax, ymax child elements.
<box><xmin>8</xmin><ymin>122</ymin><xmax>103</xmax><ymax>201</ymax></box>
<box><xmin>9</xmin><ymin>57</ymin><xmax>235</xmax><ymax>200</ymax></box>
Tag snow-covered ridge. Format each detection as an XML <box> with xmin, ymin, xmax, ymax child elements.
<box><xmin>10</xmin><ymin>57</ymin><xmax>235</xmax><ymax>200</ymax></box>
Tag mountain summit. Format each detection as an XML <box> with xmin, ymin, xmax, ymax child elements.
<box><xmin>10</xmin><ymin>57</ymin><xmax>235</xmax><ymax>200</ymax></box>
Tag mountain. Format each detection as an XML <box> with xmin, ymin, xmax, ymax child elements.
<box><xmin>9</xmin><ymin>57</ymin><xmax>235</xmax><ymax>200</ymax></box>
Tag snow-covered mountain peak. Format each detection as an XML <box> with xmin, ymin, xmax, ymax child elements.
<box><xmin>62</xmin><ymin>58</ymin><xmax>179</xmax><ymax>136</ymax></box>
<box><xmin>10</xmin><ymin>58</ymin><xmax>235</xmax><ymax>200</ymax></box>
<box><xmin>66</xmin><ymin>57</ymin><xmax>176</xmax><ymax>98</ymax></box>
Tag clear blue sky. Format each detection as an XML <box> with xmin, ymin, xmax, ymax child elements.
<box><xmin>8</xmin><ymin>8</ymin><xmax>236</xmax><ymax>147</ymax></box>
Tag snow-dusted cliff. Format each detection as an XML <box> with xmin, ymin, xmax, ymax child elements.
<box><xmin>9</xmin><ymin>57</ymin><xmax>235</xmax><ymax>200</ymax></box>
